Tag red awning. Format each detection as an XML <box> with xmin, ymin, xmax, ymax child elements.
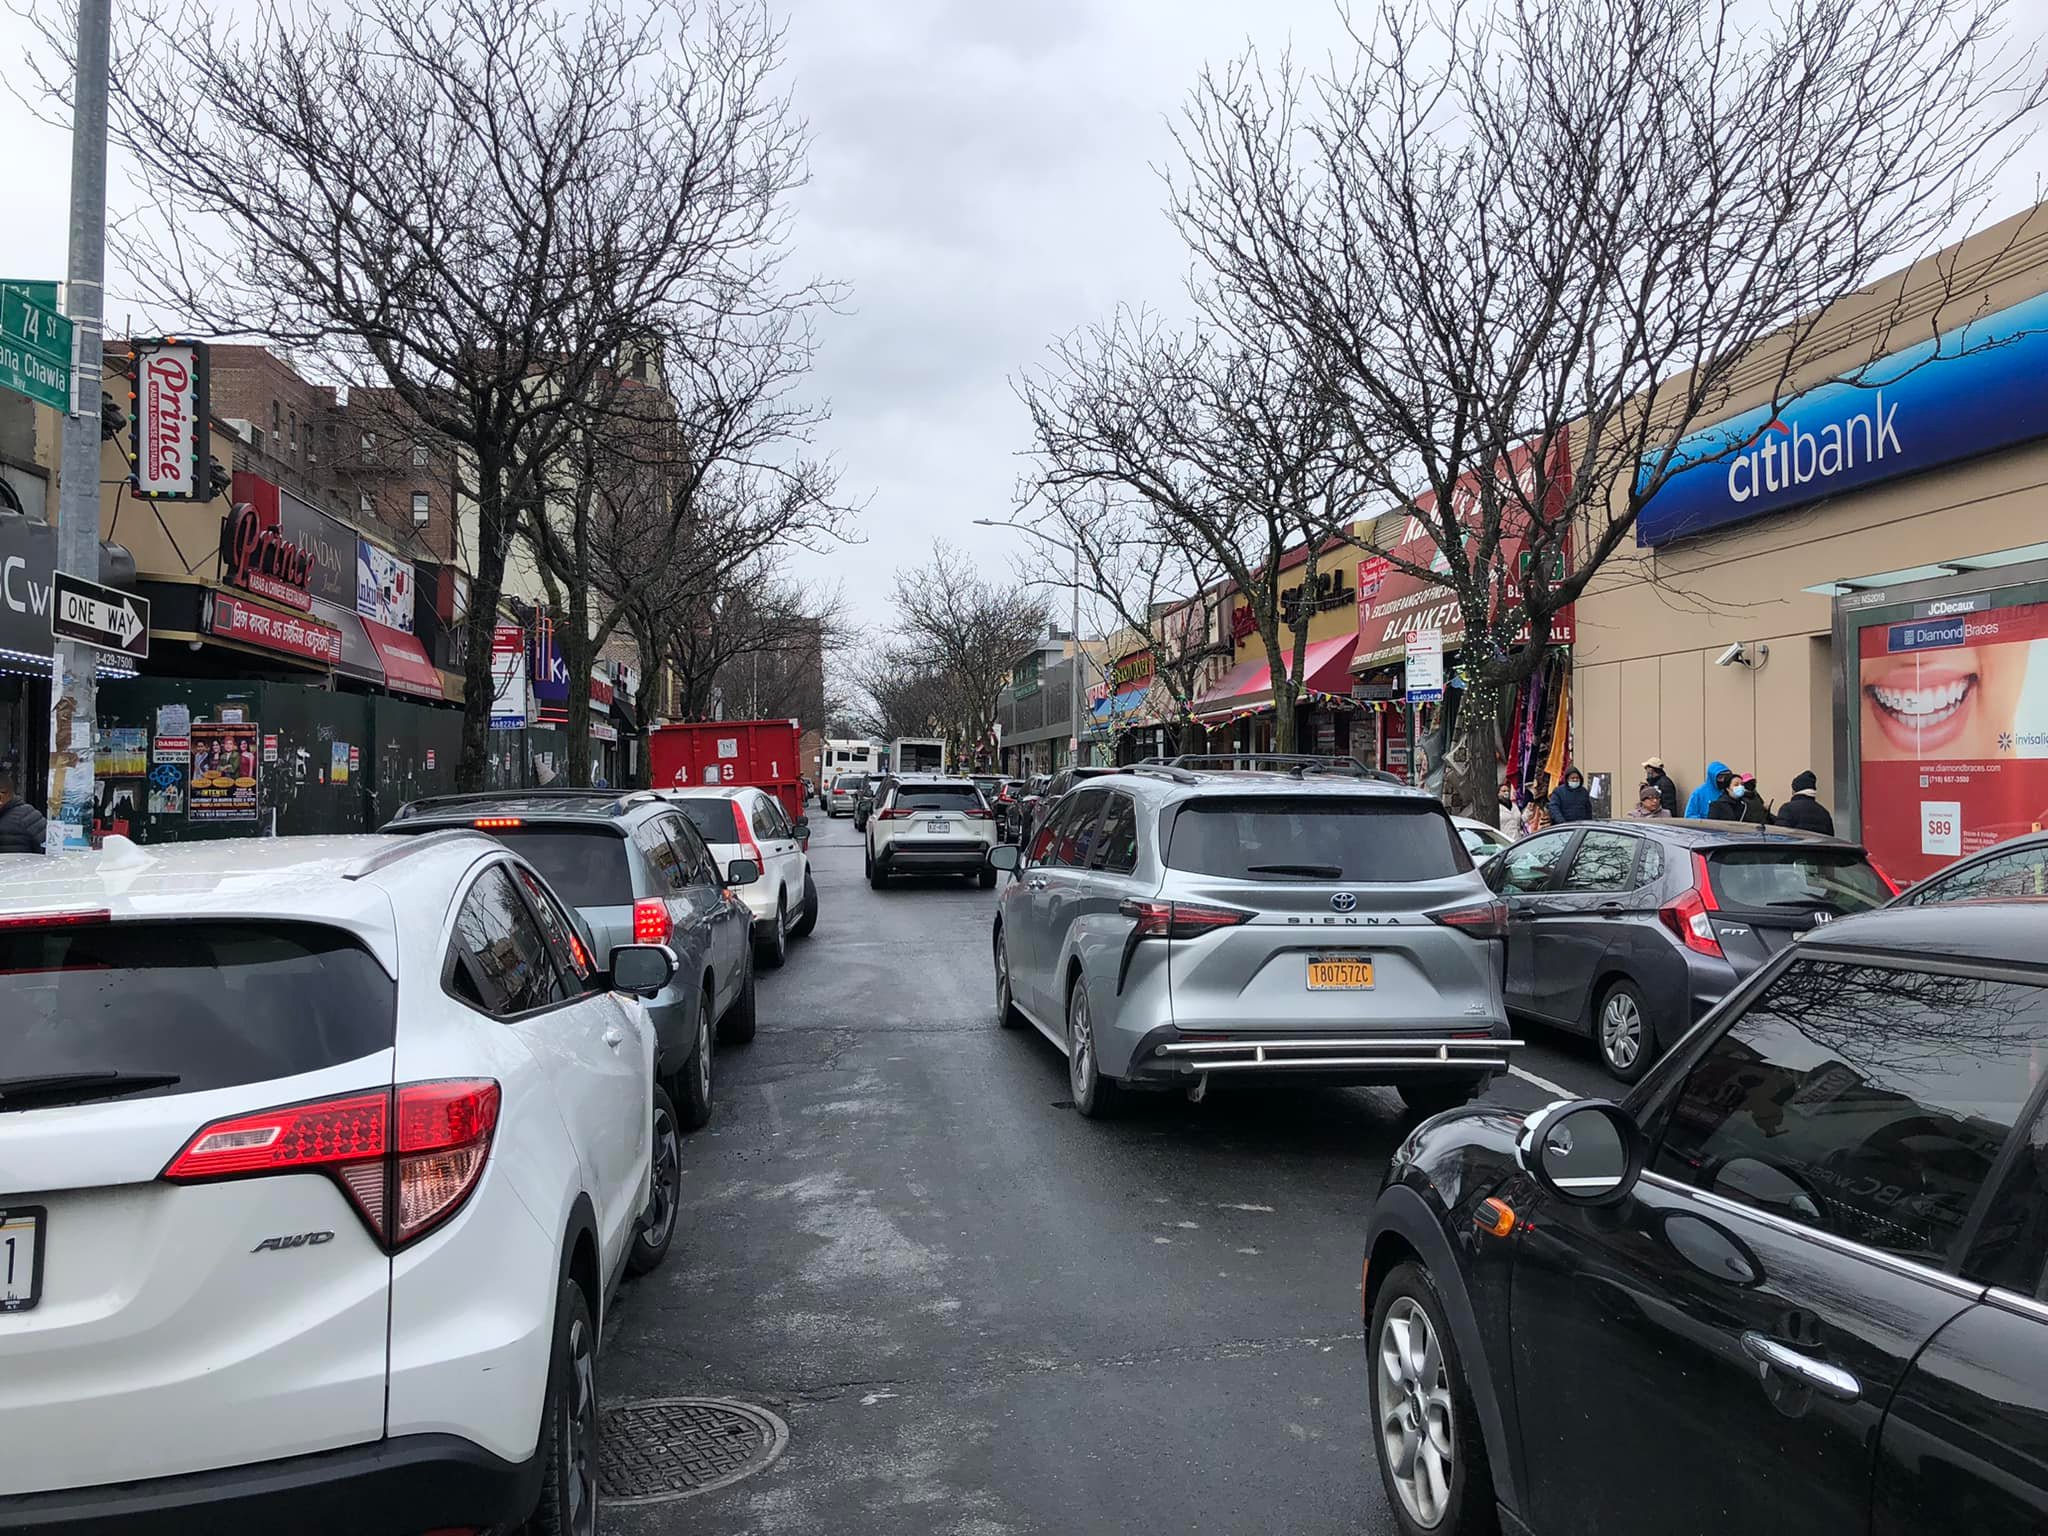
<box><xmin>361</xmin><ymin>618</ymin><xmax>445</xmax><ymax>699</ymax></box>
<box><xmin>1193</xmin><ymin>634</ymin><xmax>1356</xmax><ymax>718</ymax></box>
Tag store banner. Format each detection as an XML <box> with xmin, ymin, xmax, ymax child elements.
<box><xmin>131</xmin><ymin>339</ymin><xmax>210</xmax><ymax>501</ymax></box>
<box><xmin>208</xmin><ymin>591</ymin><xmax>343</xmax><ymax>665</ymax></box>
<box><xmin>1856</xmin><ymin>593</ymin><xmax>2048</xmax><ymax>883</ymax></box>
<box><xmin>1354</xmin><ymin>433</ymin><xmax>1574</xmax><ymax>669</ymax></box>
<box><xmin>228</xmin><ymin>472</ymin><xmax>358</xmax><ymax>610</ymax></box>
<box><xmin>1642</xmin><ymin>290</ymin><xmax>2048</xmax><ymax>548</ymax></box>
<box><xmin>0</xmin><ymin>513</ymin><xmax>55</xmax><ymax>660</ymax></box>
<box><xmin>357</xmin><ymin>539</ymin><xmax>415</xmax><ymax>632</ymax></box>
<box><xmin>529</xmin><ymin>613</ymin><xmax>570</xmax><ymax>705</ymax></box>
<box><xmin>189</xmin><ymin>720</ymin><xmax>261</xmax><ymax>823</ymax></box>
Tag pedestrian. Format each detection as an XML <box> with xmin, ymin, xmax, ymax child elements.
<box><xmin>1706</xmin><ymin>767</ymin><xmax>1741</xmax><ymax>820</ymax></box>
<box><xmin>1773</xmin><ymin>770</ymin><xmax>1835</xmax><ymax>835</ymax></box>
<box><xmin>1685</xmin><ymin>759</ymin><xmax>1728</xmax><ymax>819</ymax></box>
<box><xmin>1497</xmin><ymin>782</ymin><xmax>1526</xmax><ymax>839</ymax></box>
<box><xmin>0</xmin><ymin>768</ymin><xmax>48</xmax><ymax>854</ymax></box>
<box><xmin>1548</xmin><ymin>766</ymin><xmax>1593</xmax><ymax>824</ymax></box>
<box><xmin>1734</xmin><ymin>771</ymin><xmax>1774</xmax><ymax>825</ymax></box>
<box><xmin>1641</xmin><ymin>757</ymin><xmax>1680</xmax><ymax>819</ymax></box>
<box><xmin>1627</xmin><ymin>782</ymin><xmax>1671</xmax><ymax>819</ymax></box>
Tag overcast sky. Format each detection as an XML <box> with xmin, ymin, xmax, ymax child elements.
<box><xmin>0</xmin><ymin>0</ymin><xmax>2041</xmax><ymax>639</ymax></box>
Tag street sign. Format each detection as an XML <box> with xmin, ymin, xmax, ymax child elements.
<box><xmin>50</xmin><ymin>572</ymin><xmax>150</xmax><ymax>660</ymax></box>
<box><xmin>0</xmin><ymin>282</ymin><xmax>72</xmax><ymax>411</ymax></box>
<box><xmin>1405</xmin><ymin>629</ymin><xmax>1445</xmax><ymax>702</ymax></box>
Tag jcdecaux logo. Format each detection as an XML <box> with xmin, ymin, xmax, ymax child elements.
<box><xmin>1725</xmin><ymin>395</ymin><xmax>1901</xmax><ymax>505</ymax></box>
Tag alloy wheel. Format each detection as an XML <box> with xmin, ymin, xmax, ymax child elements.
<box><xmin>1069</xmin><ymin>991</ymin><xmax>1094</xmax><ymax>1097</ymax></box>
<box><xmin>566</xmin><ymin>1313</ymin><xmax>599</xmax><ymax>1536</ymax></box>
<box><xmin>996</xmin><ymin>938</ymin><xmax>1011</xmax><ymax>1018</ymax></box>
<box><xmin>644</xmin><ymin>1101</ymin><xmax>681</xmax><ymax>1251</ymax></box>
<box><xmin>1601</xmin><ymin>992</ymin><xmax>1643</xmax><ymax>1071</ymax></box>
<box><xmin>698</xmin><ymin>1001</ymin><xmax>715</xmax><ymax>1103</ymax></box>
<box><xmin>1377</xmin><ymin>1296</ymin><xmax>1455</xmax><ymax>1528</ymax></box>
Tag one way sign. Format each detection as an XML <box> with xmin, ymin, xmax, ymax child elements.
<box><xmin>51</xmin><ymin>572</ymin><xmax>151</xmax><ymax>660</ymax></box>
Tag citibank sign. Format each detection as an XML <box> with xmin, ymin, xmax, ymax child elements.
<box><xmin>1638</xmin><ymin>287</ymin><xmax>2048</xmax><ymax>547</ymax></box>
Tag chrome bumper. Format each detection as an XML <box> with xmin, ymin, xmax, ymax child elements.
<box><xmin>1147</xmin><ymin>1035</ymin><xmax>1521</xmax><ymax>1073</ymax></box>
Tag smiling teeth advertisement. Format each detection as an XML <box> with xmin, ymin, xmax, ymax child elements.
<box><xmin>1858</xmin><ymin>598</ymin><xmax>2048</xmax><ymax>880</ymax></box>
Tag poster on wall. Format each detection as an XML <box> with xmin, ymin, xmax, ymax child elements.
<box><xmin>96</xmin><ymin>728</ymin><xmax>147</xmax><ymax>777</ymax></box>
<box><xmin>1856</xmin><ymin>594</ymin><xmax>2048</xmax><ymax>883</ymax></box>
<box><xmin>356</xmin><ymin>540</ymin><xmax>415</xmax><ymax>632</ymax></box>
<box><xmin>189</xmin><ymin>722</ymin><xmax>261</xmax><ymax>823</ymax></box>
<box><xmin>147</xmin><ymin>762</ymin><xmax>186</xmax><ymax>816</ymax></box>
<box><xmin>331</xmin><ymin>741</ymin><xmax>351</xmax><ymax>785</ymax></box>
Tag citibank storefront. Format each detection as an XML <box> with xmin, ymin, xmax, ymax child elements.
<box><xmin>1572</xmin><ymin>205</ymin><xmax>2048</xmax><ymax>859</ymax></box>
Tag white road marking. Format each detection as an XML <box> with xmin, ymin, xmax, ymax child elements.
<box><xmin>860</xmin><ymin>1391</ymin><xmax>899</xmax><ymax>1407</ymax></box>
<box><xmin>1214</xmin><ymin>1202</ymin><xmax>1274</xmax><ymax>1213</ymax></box>
<box><xmin>1509</xmin><ymin>1063</ymin><xmax>1572</xmax><ymax>1099</ymax></box>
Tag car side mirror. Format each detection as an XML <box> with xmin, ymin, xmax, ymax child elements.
<box><xmin>1515</xmin><ymin>1099</ymin><xmax>1645</xmax><ymax>1206</ymax></box>
<box><xmin>793</xmin><ymin>816</ymin><xmax>811</xmax><ymax>840</ymax></box>
<box><xmin>1482</xmin><ymin>859</ymin><xmax>1506</xmax><ymax>892</ymax></box>
<box><xmin>609</xmin><ymin>942</ymin><xmax>677</xmax><ymax>998</ymax></box>
<box><xmin>726</xmin><ymin>857</ymin><xmax>761</xmax><ymax>887</ymax></box>
<box><xmin>987</xmin><ymin>844</ymin><xmax>1021</xmax><ymax>872</ymax></box>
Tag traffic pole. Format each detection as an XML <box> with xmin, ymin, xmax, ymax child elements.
<box><xmin>46</xmin><ymin>0</ymin><xmax>111</xmax><ymax>851</ymax></box>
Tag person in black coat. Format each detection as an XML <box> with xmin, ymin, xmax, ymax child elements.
<box><xmin>1641</xmin><ymin>757</ymin><xmax>1680</xmax><ymax>821</ymax></box>
<box><xmin>1548</xmin><ymin>767</ymin><xmax>1593</xmax><ymax>823</ymax></box>
<box><xmin>0</xmin><ymin>769</ymin><xmax>48</xmax><ymax>854</ymax></box>
<box><xmin>1773</xmin><ymin>770</ymin><xmax>1835</xmax><ymax>835</ymax></box>
<box><xmin>1705</xmin><ymin>768</ymin><xmax>1742</xmax><ymax>821</ymax></box>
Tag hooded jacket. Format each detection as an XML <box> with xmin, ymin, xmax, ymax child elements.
<box><xmin>1548</xmin><ymin>775</ymin><xmax>1593</xmax><ymax>823</ymax></box>
<box><xmin>1685</xmin><ymin>761</ymin><xmax>1728</xmax><ymax>820</ymax></box>
<box><xmin>0</xmin><ymin>796</ymin><xmax>47</xmax><ymax>855</ymax></box>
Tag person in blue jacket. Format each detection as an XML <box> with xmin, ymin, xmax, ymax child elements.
<box><xmin>1684</xmin><ymin>759</ymin><xmax>1728</xmax><ymax>820</ymax></box>
<box><xmin>1548</xmin><ymin>766</ymin><xmax>1593</xmax><ymax>823</ymax></box>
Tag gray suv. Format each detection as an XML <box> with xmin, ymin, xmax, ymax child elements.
<box><xmin>986</xmin><ymin>767</ymin><xmax>1512</xmax><ymax>1118</ymax></box>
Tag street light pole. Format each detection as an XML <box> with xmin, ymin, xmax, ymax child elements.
<box><xmin>46</xmin><ymin>0</ymin><xmax>112</xmax><ymax>850</ymax></box>
<box><xmin>1068</xmin><ymin>540</ymin><xmax>1082</xmax><ymax>768</ymax></box>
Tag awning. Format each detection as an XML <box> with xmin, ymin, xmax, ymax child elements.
<box><xmin>311</xmin><ymin>597</ymin><xmax>385</xmax><ymax>686</ymax></box>
<box><xmin>1193</xmin><ymin>634</ymin><xmax>1356</xmax><ymax>718</ymax></box>
<box><xmin>1088</xmin><ymin>682</ymin><xmax>1151</xmax><ymax>727</ymax></box>
<box><xmin>361</xmin><ymin>617</ymin><xmax>445</xmax><ymax>699</ymax></box>
<box><xmin>610</xmin><ymin>691</ymin><xmax>641</xmax><ymax>734</ymax></box>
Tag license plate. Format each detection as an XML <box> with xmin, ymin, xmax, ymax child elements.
<box><xmin>925</xmin><ymin>820</ymin><xmax>951</xmax><ymax>834</ymax></box>
<box><xmin>1</xmin><ymin>1207</ymin><xmax>45</xmax><ymax>1313</ymax></box>
<box><xmin>1307</xmin><ymin>957</ymin><xmax>1374</xmax><ymax>990</ymax></box>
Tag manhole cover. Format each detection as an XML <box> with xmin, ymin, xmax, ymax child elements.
<box><xmin>600</xmin><ymin>1396</ymin><xmax>789</xmax><ymax>1504</ymax></box>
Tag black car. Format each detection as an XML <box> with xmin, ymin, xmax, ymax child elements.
<box><xmin>1486</xmin><ymin>819</ymin><xmax>1893</xmax><ymax>1081</ymax></box>
<box><xmin>853</xmin><ymin>773</ymin><xmax>892</xmax><ymax>832</ymax></box>
<box><xmin>1363</xmin><ymin>901</ymin><xmax>2048</xmax><ymax>1536</ymax></box>
<box><xmin>1895</xmin><ymin>828</ymin><xmax>2048</xmax><ymax>906</ymax></box>
<box><xmin>1018</xmin><ymin>764</ymin><xmax>1120</xmax><ymax>848</ymax></box>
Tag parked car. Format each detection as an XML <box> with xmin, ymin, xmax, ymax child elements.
<box><xmin>991</xmin><ymin>778</ymin><xmax>1029</xmax><ymax>842</ymax></box>
<box><xmin>826</xmin><ymin>772</ymin><xmax>867</xmax><ymax>818</ymax></box>
<box><xmin>1453</xmin><ymin>815</ymin><xmax>1513</xmax><ymax>859</ymax></box>
<box><xmin>1485</xmin><ymin>819</ymin><xmax>1893</xmax><ymax>1082</ymax></box>
<box><xmin>866</xmin><ymin>776</ymin><xmax>999</xmax><ymax>888</ymax></box>
<box><xmin>663</xmin><ymin>785</ymin><xmax>818</xmax><ymax>967</ymax></box>
<box><xmin>385</xmin><ymin>788</ymin><xmax>758</xmax><ymax>1129</ymax></box>
<box><xmin>0</xmin><ymin>833</ymin><xmax>681</xmax><ymax>1533</ymax></box>
<box><xmin>1363</xmin><ymin>901</ymin><xmax>2048</xmax><ymax>1536</ymax></box>
<box><xmin>1894</xmin><ymin>827</ymin><xmax>2048</xmax><ymax>906</ymax></box>
<box><xmin>1018</xmin><ymin>764</ymin><xmax>1120</xmax><ymax>848</ymax></box>
<box><xmin>853</xmin><ymin>773</ymin><xmax>890</xmax><ymax>831</ymax></box>
<box><xmin>986</xmin><ymin>766</ymin><xmax>1509</xmax><ymax>1119</ymax></box>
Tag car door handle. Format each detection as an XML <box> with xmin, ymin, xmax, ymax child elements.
<box><xmin>603</xmin><ymin>1025</ymin><xmax>626</xmax><ymax>1051</ymax></box>
<box><xmin>1740</xmin><ymin>1333</ymin><xmax>1860</xmax><ymax>1402</ymax></box>
<box><xmin>1597</xmin><ymin>902</ymin><xmax>1626</xmax><ymax>916</ymax></box>
<box><xmin>1027</xmin><ymin>877</ymin><xmax>1049</xmax><ymax>890</ymax></box>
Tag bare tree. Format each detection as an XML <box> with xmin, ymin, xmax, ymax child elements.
<box><xmin>844</xmin><ymin>651</ymin><xmax>954</xmax><ymax>745</ymax></box>
<box><xmin>1169</xmin><ymin>0</ymin><xmax>2044</xmax><ymax>817</ymax></box>
<box><xmin>64</xmin><ymin>0</ymin><xmax>825</xmax><ymax>786</ymax></box>
<box><xmin>885</xmin><ymin>543</ymin><xmax>1049</xmax><ymax>763</ymax></box>
<box><xmin>1018</xmin><ymin>306</ymin><xmax>1367</xmax><ymax>752</ymax></box>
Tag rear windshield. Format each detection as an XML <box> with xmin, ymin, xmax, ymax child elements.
<box><xmin>2</xmin><ymin>921</ymin><xmax>394</xmax><ymax>1102</ymax></box>
<box><xmin>896</xmin><ymin>785</ymin><xmax>984</xmax><ymax>812</ymax></box>
<box><xmin>1707</xmin><ymin>848</ymin><xmax>1890</xmax><ymax>914</ymax></box>
<box><xmin>672</xmin><ymin>799</ymin><xmax>738</xmax><ymax>843</ymax></box>
<box><xmin>486</xmin><ymin>826</ymin><xmax>634</xmax><ymax>908</ymax></box>
<box><xmin>1167</xmin><ymin>799</ymin><xmax>1470</xmax><ymax>882</ymax></box>
<box><xmin>833</xmin><ymin>774</ymin><xmax>864</xmax><ymax>789</ymax></box>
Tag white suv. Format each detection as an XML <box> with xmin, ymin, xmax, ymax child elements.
<box><xmin>663</xmin><ymin>786</ymin><xmax>818</xmax><ymax>967</ymax></box>
<box><xmin>0</xmin><ymin>832</ymin><xmax>682</xmax><ymax>1535</ymax></box>
<box><xmin>865</xmin><ymin>776</ymin><xmax>998</xmax><ymax>888</ymax></box>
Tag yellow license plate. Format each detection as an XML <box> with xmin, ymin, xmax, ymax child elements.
<box><xmin>1307</xmin><ymin>958</ymin><xmax>1374</xmax><ymax>990</ymax></box>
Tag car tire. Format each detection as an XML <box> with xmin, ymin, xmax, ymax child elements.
<box><xmin>1369</xmin><ymin>1261</ymin><xmax>1495</xmax><ymax>1536</ymax></box>
<box><xmin>791</xmin><ymin>870</ymin><xmax>818</xmax><ymax>938</ymax></box>
<box><xmin>720</xmin><ymin>957</ymin><xmax>759</xmax><ymax>1045</ymax></box>
<box><xmin>676</xmin><ymin>991</ymin><xmax>715</xmax><ymax>1130</ymax></box>
<box><xmin>1594</xmin><ymin>978</ymin><xmax>1654</xmax><ymax>1083</ymax></box>
<box><xmin>1067</xmin><ymin>979</ymin><xmax>1122</xmax><ymax>1119</ymax></box>
<box><xmin>522</xmin><ymin>1275</ymin><xmax>600</xmax><ymax>1536</ymax></box>
<box><xmin>759</xmin><ymin>895</ymin><xmax>789</xmax><ymax>969</ymax></box>
<box><xmin>867</xmin><ymin>849</ymin><xmax>886</xmax><ymax>890</ymax></box>
<box><xmin>627</xmin><ymin>1085</ymin><xmax>682</xmax><ymax>1276</ymax></box>
<box><xmin>978</xmin><ymin>865</ymin><xmax>997</xmax><ymax>890</ymax></box>
<box><xmin>1398</xmin><ymin>1078</ymin><xmax>1485</xmax><ymax>1118</ymax></box>
<box><xmin>995</xmin><ymin>927</ymin><xmax>1024</xmax><ymax>1030</ymax></box>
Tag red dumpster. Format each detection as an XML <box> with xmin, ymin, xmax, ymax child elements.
<box><xmin>649</xmin><ymin>719</ymin><xmax>808</xmax><ymax>826</ymax></box>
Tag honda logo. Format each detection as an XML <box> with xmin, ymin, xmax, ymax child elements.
<box><xmin>1330</xmin><ymin>892</ymin><xmax>1358</xmax><ymax>913</ymax></box>
<box><xmin>1811</xmin><ymin>911</ymin><xmax>1833</xmax><ymax>925</ymax></box>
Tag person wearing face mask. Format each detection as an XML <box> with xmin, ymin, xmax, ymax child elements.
<box><xmin>1733</xmin><ymin>771</ymin><xmax>1774</xmax><ymax>825</ymax></box>
<box><xmin>1685</xmin><ymin>759</ymin><xmax>1729</xmax><ymax>820</ymax></box>
<box><xmin>1706</xmin><ymin>767</ymin><xmax>1742</xmax><ymax>821</ymax></box>
<box><xmin>1548</xmin><ymin>766</ymin><xmax>1593</xmax><ymax>823</ymax></box>
<box><xmin>1497</xmin><ymin>782</ymin><xmax>1526</xmax><ymax>838</ymax></box>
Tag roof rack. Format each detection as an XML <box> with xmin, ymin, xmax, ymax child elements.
<box><xmin>1164</xmin><ymin>753</ymin><xmax>1406</xmax><ymax>785</ymax></box>
<box><xmin>1129</xmin><ymin>763</ymin><xmax>1202</xmax><ymax>785</ymax></box>
<box><xmin>390</xmin><ymin>787</ymin><xmax>649</xmax><ymax>821</ymax></box>
<box><xmin>344</xmin><ymin>827</ymin><xmax>492</xmax><ymax>879</ymax></box>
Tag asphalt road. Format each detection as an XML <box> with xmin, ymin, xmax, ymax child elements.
<box><xmin>602</xmin><ymin>811</ymin><xmax>1617</xmax><ymax>1535</ymax></box>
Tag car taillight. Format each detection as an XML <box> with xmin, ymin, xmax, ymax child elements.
<box><xmin>964</xmin><ymin>805</ymin><xmax>992</xmax><ymax>819</ymax></box>
<box><xmin>881</xmin><ymin>806</ymin><xmax>915</xmax><ymax>819</ymax></box>
<box><xmin>0</xmin><ymin>907</ymin><xmax>111</xmax><ymax>929</ymax></box>
<box><xmin>633</xmin><ymin>897</ymin><xmax>673</xmax><ymax>945</ymax></box>
<box><xmin>162</xmin><ymin>1080</ymin><xmax>500</xmax><ymax>1249</ymax></box>
<box><xmin>729</xmin><ymin>803</ymin><xmax>766</xmax><ymax>871</ymax></box>
<box><xmin>472</xmin><ymin>817</ymin><xmax>522</xmax><ymax>829</ymax></box>
<box><xmin>1430</xmin><ymin>899</ymin><xmax>1508</xmax><ymax>939</ymax></box>
<box><xmin>1118</xmin><ymin>899</ymin><xmax>1252</xmax><ymax>939</ymax></box>
<box><xmin>1659</xmin><ymin>886</ymin><xmax>1724</xmax><ymax>957</ymax></box>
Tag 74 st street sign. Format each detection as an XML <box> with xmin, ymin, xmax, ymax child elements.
<box><xmin>51</xmin><ymin>572</ymin><xmax>150</xmax><ymax>660</ymax></box>
<box><xmin>0</xmin><ymin>282</ymin><xmax>72</xmax><ymax>412</ymax></box>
